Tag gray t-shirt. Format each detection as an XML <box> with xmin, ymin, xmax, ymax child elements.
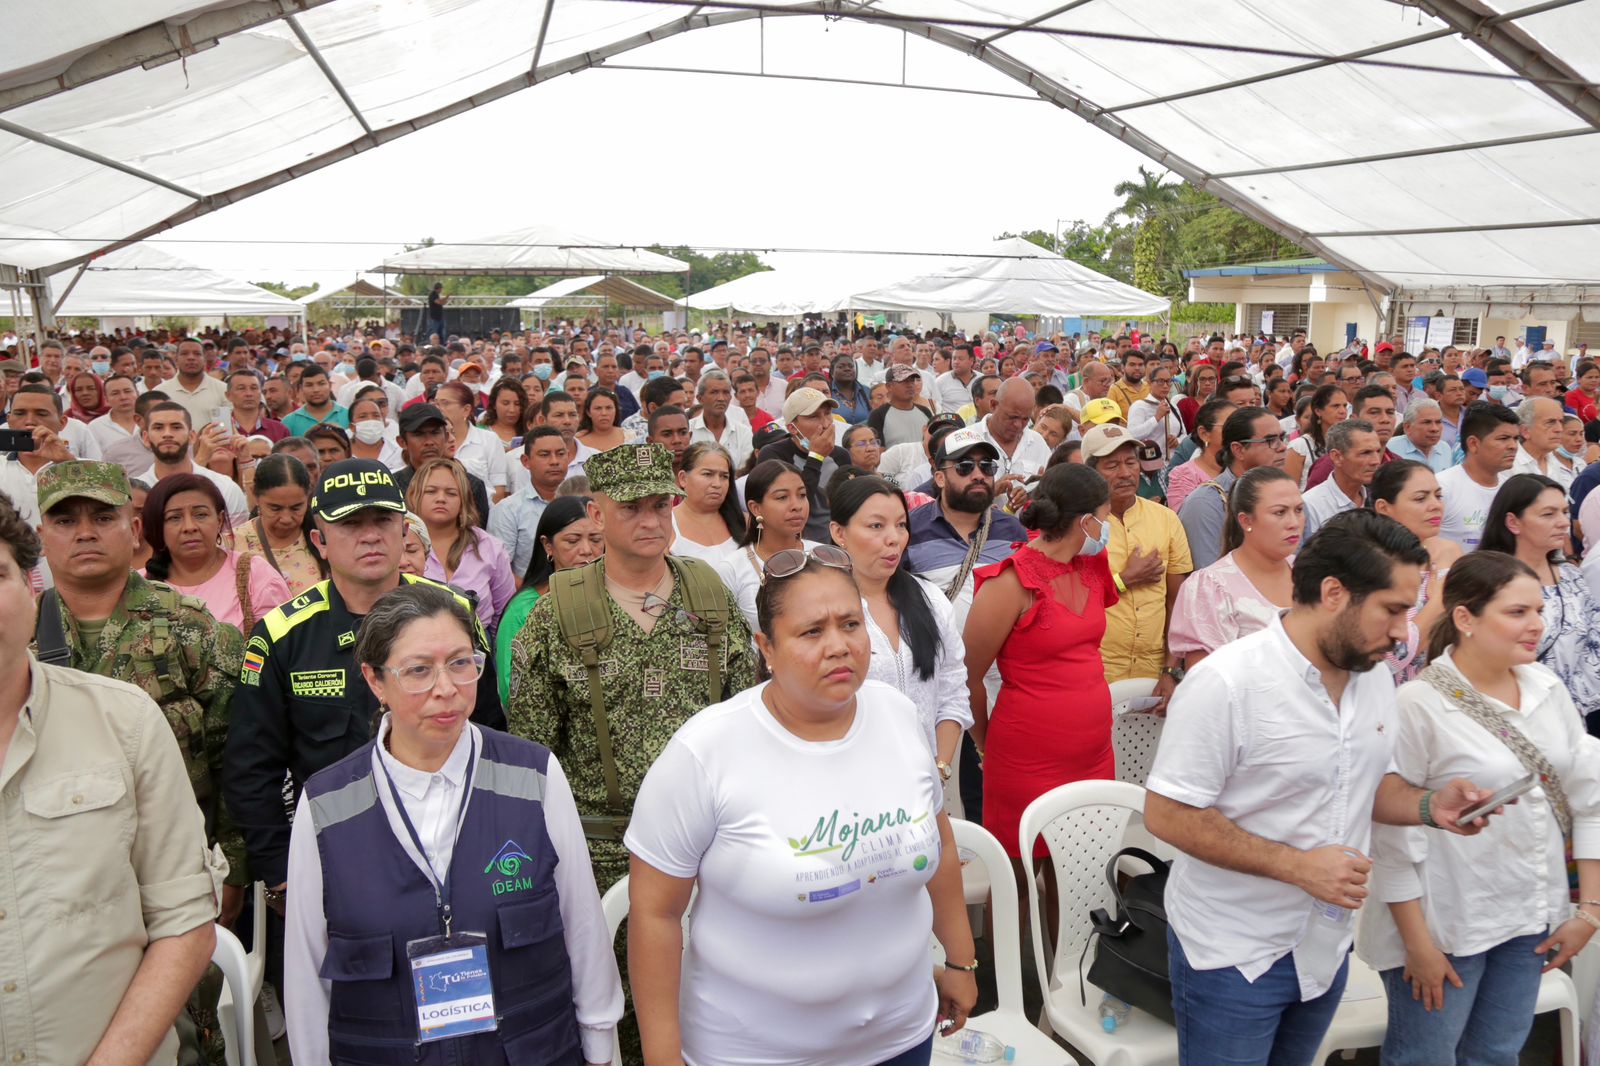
<box><xmin>1177</xmin><ymin>468</ymin><xmax>1237</xmax><ymax>569</ymax></box>
<box><xmin>881</xmin><ymin>405</ymin><xmax>929</xmax><ymax>449</ymax></box>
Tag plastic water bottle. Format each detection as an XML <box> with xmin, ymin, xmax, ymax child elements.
<box><xmin>933</xmin><ymin>1026</ymin><xmax>1015</xmax><ymax>1062</ymax></box>
<box><xmin>1098</xmin><ymin>993</ymin><xmax>1132</xmax><ymax>1032</ymax></box>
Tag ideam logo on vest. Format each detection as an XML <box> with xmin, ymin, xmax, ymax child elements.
<box><xmin>484</xmin><ymin>840</ymin><xmax>536</xmax><ymax>896</ymax></box>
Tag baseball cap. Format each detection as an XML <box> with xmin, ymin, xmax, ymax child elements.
<box><xmin>1375</xmin><ymin>342</ymin><xmax>1395</xmax><ymax>355</ymax></box>
<box><xmin>782</xmin><ymin>387</ymin><xmax>837</xmax><ymax>423</ymax></box>
<box><xmin>1080</xmin><ymin>424</ymin><xmax>1141</xmax><ymax>461</ymax></box>
<box><xmin>1461</xmin><ymin>368</ymin><xmax>1489</xmax><ymax>388</ymax></box>
<box><xmin>36</xmin><ymin>460</ymin><xmax>131</xmax><ymax>515</ymax></box>
<box><xmin>885</xmin><ymin>364</ymin><xmax>920</xmax><ymax>384</ymax></box>
<box><xmin>1081</xmin><ymin>397</ymin><xmax>1125</xmax><ymax>426</ymax></box>
<box><xmin>584</xmin><ymin>443</ymin><xmax>683</xmax><ymax>502</ymax></box>
<box><xmin>927</xmin><ymin>412</ymin><xmax>965</xmax><ymax>436</ymax></box>
<box><xmin>934</xmin><ymin>426</ymin><xmax>1001</xmax><ymax>465</ymax></box>
<box><xmin>398</xmin><ymin>403</ymin><xmax>448</xmax><ymax>434</ymax></box>
<box><xmin>311</xmin><ymin>459</ymin><xmax>407</xmax><ymax>522</ymax></box>
<box><xmin>752</xmin><ymin>422</ymin><xmax>790</xmax><ymax>452</ymax></box>
<box><xmin>0</xmin><ymin>359</ymin><xmax>22</xmax><ymax>375</ymax></box>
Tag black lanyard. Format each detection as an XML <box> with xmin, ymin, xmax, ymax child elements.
<box><xmin>378</xmin><ymin>731</ymin><xmax>478</xmax><ymax>937</ymax></box>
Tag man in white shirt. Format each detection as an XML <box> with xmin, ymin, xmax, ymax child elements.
<box><xmin>688</xmin><ymin>370</ymin><xmax>753</xmax><ymax>469</ymax></box>
<box><xmin>1145</xmin><ymin>510</ymin><xmax>1494</xmax><ymax>1066</ymax></box>
<box><xmin>1511</xmin><ymin>396</ymin><xmax>1574</xmax><ymax>490</ymax></box>
<box><xmin>935</xmin><ymin>343</ymin><xmax>979</xmax><ymax>415</ymax></box>
<box><xmin>89</xmin><ymin>374</ymin><xmax>154</xmax><ymax>479</ymax></box>
<box><xmin>854</xmin><ymin>336</ymin><xmax>887</xmax><ymax>386</ymax></box>
<box><xmin>163</xmin><ymin>338</ymin><xmax>230</xmax><ymax>428</ymax></box>
<box><xmin>141</xmin><ymin>401</ymin><xmax>250</xmax><ymax>526</ymax></box>
<box><xmin>1438</xmin><ymin>402</ymin><xmax>1519</xmax><ymax>549</ymax></box>
<box><xmin>1301</xmin><ymin>420</ymin><xmax>1381</xmax><ymax>537</ymax></box>
<box><xmin>976</xmin><ymin>378</ymin><xmax>1052</xmax><ymax>509</ymax></box>
<box><xmin>747</xmin><ymin>348</ymin><xmax>788</xmax><ymax>419</ymax></box>
<box><xmin>1064</xmin><ymin>361</ymin><xmax>1114</xmax><ymax>420</ymax></box>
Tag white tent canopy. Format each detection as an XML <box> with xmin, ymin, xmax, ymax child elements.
<box><xmin>511</xmin><ymin>274</ymin><xmax>676</xmax><ymax>311</ymax></box>
<box><xmin>50</xmin><ymin>244</ymin><xmax>306</xmax><ymax>318</ymax></box>
<box><xmin>300</xmin><ymin>275</ymin><xmax>416</xmax><ymax>307</ymax></box>
<box><xmin>372</xmin><ymin>225</ymin><xmax>688</xmax><ymax>278</ymax></box>
<box><xmin>678</xmin><ymin>266</ymin><xmax>901</xmax><ymax>316</ymax></box>
<box><xmin>2</xmin><ymin>1</ymin><xmax>1598</xmax><ymax>303</ymax></box>
<box><xmin>851</xmin><ymin>237</ymin><xmax>1169</xmax><ymax>317</ymax></box>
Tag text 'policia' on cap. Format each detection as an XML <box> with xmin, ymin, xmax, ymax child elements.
<box><xmin>311</xmin><ymin>458</ymin><xmax>407</xmax><ymax>522</ymax></box>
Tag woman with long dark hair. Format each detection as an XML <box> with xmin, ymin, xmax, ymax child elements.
<box><xmin>479</xmin><ymin>376</ymin><xmax>528</xmax><ymax>448</ymax></box>
<box><xmin>671</xmin><ymin>442</ymin><xmax>745</xmax><ymax>561</ymax></box>
<box><xmin>713</xmin><ymin>458</ymin><xmax>818</xmax><ymax>633</ymax></box>
<box><xmin>1370</xmin><ymin>460</ymin><xmax>1462</xmax><ymax>682</ymax></box>
<box><xmin>1480</xmin><ymin>472</ymin><xmax>1600</xmax><ymax>730</ymax></box>
<box><xmin>829</xmin><ymin>475</ymin><xmax>969</xmax><ymax>767</ymax></box>
<box><xmin>1166</xmin><ymin>398</ymin><xmax>1235</xmax><ymax>513</ymax></box>
<box><xmin>144</xmin><ymin>472</ymin><xmax>291</xmax><ymax>634</ymax></box>
<box><xmin>236</xmin><ymin>453</ymin><xmax>327</xmax><ymax>596</ymax></box>
<box><xmin>575</xmin><ymin>387</ymin><xmax>628</xmax><ymax>453</ymax></box>
<box><xmin>495</xmin><ymin>497</ymin><xmax>603</xmax><ymax>702</ymax></box>
<box><xmin>1286</xmin><ymin>383</ymin><xmax>1349</xmax><ymax>489</ymax></box>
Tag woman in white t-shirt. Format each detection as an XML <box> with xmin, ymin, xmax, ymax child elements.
<box><xmin>626</xmin><ymin>548</ymin><xmax>978</xmax><ymax>1066</ymax></box>
<box><xmin>670</xmin><ymin>442</ymin><xmax>744</xmax><ymax>562</ymax></box>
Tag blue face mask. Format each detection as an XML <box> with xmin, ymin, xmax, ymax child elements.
<box><xmin>533</xmin><ymin>364</ymin><xmax>553</xmax><ymax>381</ymax></box>
<box><xmin>1559</xmin><ymin>445</ymin><xmax>1584</xmax><ymax>460</ymax></box>
<box><xmin>1079</xmin><ymin>516</ymin><xmax>1108</xmax><ymax>557</ymax></box>
<box><xmin>291</xmin><ymin>352</ymin><xmax>308</xmax><ymax>363</ymax></box>
<box><xmin>91</xmin><ymin>361</ymin><xmax>109</xmax><ymax>376</ymax></box>
<box><xmin>1488</xmin><ymin>384</ymin><xmax>1510</xmax><ymax>401</ymax></box>
<box><xmin>648</xmin><ymin>369</ymin><xmax>667</xmax><ymax>380</ymax></box>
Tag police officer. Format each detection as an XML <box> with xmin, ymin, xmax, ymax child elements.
<box><xmin>224</xmin><ymin>458</ymin><xmax>504</xmax><ymax>915</ymax></box>
<box><xmin>33</xmin><ymin>460</ymin><xmax>247</xmax><ymax>911</ymax></box>
<box><xmin>507</xmin><ymin>443</ymin><xmax>755</xmax><ymax>891</ymax></box>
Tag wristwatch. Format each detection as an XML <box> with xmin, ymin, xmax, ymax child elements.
<box><xmin>1161</xmin><ymin>665</ymin><xmax>1186</xmax><ymax>682</ymax></box>
<box><xmin>263</xmin><ymin>886</ymin><xmax>288</xmax><ymax>906</ymax></box>
<box><xmin>936</xmin><ymin>759</ymin><xmax>952</xmax><ymax>783</ymax></box>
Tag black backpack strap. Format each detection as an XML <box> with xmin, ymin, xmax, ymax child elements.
<box><xmin>35</xmin><ymin>589</ymin><xmax>72</xmax><ymax>667</ymax></box>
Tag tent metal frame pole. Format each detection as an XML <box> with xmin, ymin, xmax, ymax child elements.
<box><xmin>51</xmin><ymin>262</ymin><xmax>88</xmax><ymax>316</ymax></box>
<box><xmin>285</xmin><ymin>15</ymin><xmax>374</xmax><ymax>136</ymax></box>
<box><xmin>0</xmin><ymin>115</ymin><xmax>201</xmax><ymax>199</ymax></box>
<box><xmin>1209</xmin><ymin>125</ymin><xmax>1593</xmax><ymax>179</ymax></box>
<box><xmin>597</xmin><ymin>63</ymin><xmax>1043</xmax><ymax>101</ymax></box>
<box><xmin>1306</xmin><ymin>216</ymin><xmax>1600</xmax><ymax>239</ymax></box>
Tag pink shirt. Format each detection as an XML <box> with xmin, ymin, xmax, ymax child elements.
<box><xmin>155</xmin><ymin>551</ymin><xmax>292</xmax><ymax>634</ymax></box>
<box><xmin>1166</xmin><ymin>458</ymin><xmax>1215</xmax><ymax>514</ymax></box>
<box><xmin>1167</xmin><ymin>551</ymin><xmax>1281</xmax><ymax>657</ymax></box>
<box><xmin>423</xmin><ymin>530</ymin><xmax>516</xmax><ymax>631</ymax></box>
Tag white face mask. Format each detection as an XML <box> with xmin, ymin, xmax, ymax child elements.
<box><xmin>352</xmin><ymin>420</ymin><xmax>386</xmax><ymax>445</ymax></box>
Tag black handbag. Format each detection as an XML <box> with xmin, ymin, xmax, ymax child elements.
<box><xmin>1080</xmin><ymin>846</ymin><xmax>1173</xmax><ymax>1023</ymax></box>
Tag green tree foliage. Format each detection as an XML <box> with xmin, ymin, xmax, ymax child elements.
<box><xmin>251</xmin><ymin>280</ymin><xmax>318</xmax><ymax>300</ymax></box>
<box><xmin>1002</xmin><ymin>168</ymin><xmax>1308</xmax><ymax>311</ymax></box>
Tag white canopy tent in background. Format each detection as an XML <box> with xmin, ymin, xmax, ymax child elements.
<box><xmin>50</xmin><ymin>244</ymin><xmax>306</xmax><ymax>322</ymax></box>
<box><xmin>851</xmin><ymin>237</ymin><xmax>1170</xmax><ymax>318</ymax></box>
<box><xmin>372</xmin><ymin>225</ymin><xmax>688</xmax><ymax>278</ymax></box>
<box><xmin>299</xmin><ymin>275</ymin><xmax>417</xmax><ymax>308</ymax></box>
<box><xmin>511</xmin><ymin>274</ymin><xmax>677</xmax><ymax>311</ymax></box>
<box><xmin>2</xmin><ymin>0</ymin><xmax>1598</xmax><ymax>318</ymax></box>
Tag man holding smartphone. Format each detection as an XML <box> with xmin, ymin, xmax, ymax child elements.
<box><xmin>1144</xmin><ymin>510</ymin><xmax>1497</xmax><ymax>1066</ymax></box>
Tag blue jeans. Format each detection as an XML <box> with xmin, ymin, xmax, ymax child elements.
<box><xmin>1379</xmin><ymin>931</ymin><xmax>1547</xmax><ymax>1066</ymax></box>
<box><xmin>1168</xmin><ymin>927</ymin><xmax>1349</xmax><ymax>1066</ymax></box>
<box><xmin>874</xmin><ymin>1034</ymin><xmax>932</xmax><ymax>1065</ymax></box>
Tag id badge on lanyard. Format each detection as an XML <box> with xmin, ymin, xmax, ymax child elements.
<box><xmin>379</xmin><ymin>738</ymin><xmax>499</xmax><ymax>1044</ymax></box>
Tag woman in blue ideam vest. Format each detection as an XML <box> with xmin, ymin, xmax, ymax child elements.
<box><xmin>283</xmin><ymin>582</ymin><xmax>622</xmax><ymax>1065</ymax></box>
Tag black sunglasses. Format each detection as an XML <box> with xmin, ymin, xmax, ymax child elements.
<box><xmin>943</xmin><ymin>458</ymin><xmax>1000</xmax><ymax>478</ymax></box>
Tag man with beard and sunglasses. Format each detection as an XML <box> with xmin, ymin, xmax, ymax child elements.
<box><xmin>906</xmin><ymin>425</ymin><xmax>1028</xmax><ymax>822</ymax></box>
<box><xmin>1145</xmin><ymin>510</ymin><xmax>1501</xmax><ymax>1066</ymax></box>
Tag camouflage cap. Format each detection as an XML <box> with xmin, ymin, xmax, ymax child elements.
<box><xmin>585</xmin><ymin>443</ymin><xmax>684</xmax><ymax>502</ymax></box>
<box><xmin>37</xmin><ymin>460</ymin><xmax>131</xmax><ymax>514</ymax></box>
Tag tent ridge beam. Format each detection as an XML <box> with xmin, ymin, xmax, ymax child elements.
<box><xmin>0</xmin><ymin>114</ymin><xmax>202</xmax><ymax>199</ymax></box>
<box><xmin>1211</xmin><ymin>125</ymin><xmax>1593</xmax><ymax>178</ymax></box>
<box><xmin>0</xmin><ymin>0</ymin><xmax>341</xmax><ymax>115</ymax></box>
<box><xmin>285</xmin><ymin>15</ymin><xmax>373</xmax><ymax>136</ymax></box>
<box><xmin>598</xmin><ymin>63</ymin><xmax>1046</xmax><ymax>101</ymax></box>
<box><xmin>1101</xmin><ymin>0</ymin><xmax>1586</xmax><ymax>117</ymax></box>
<box><xmin>27</xmin><ymin>2</ymin><xmax>1385</xmax><ymax>293</ymax></box>
<box><xmin>1415</xmin><ymin>0</ymin><xmax>1600</xmax><ymax>129</ymax></box>
<box><xmin>1307</xmin><ymin>216</ymin><xmax>1600</xmax><ymax>238</ymax></box>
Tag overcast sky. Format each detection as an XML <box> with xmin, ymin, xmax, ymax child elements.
<box><xmin>153</xmin><ymin>17</ymin><xmax>1153</xmax><ymax>288</ymax></box>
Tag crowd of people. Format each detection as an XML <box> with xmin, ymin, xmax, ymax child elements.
<box><xmin>1</xmin><ymin>317</ymin><xmax>1599</xmax><ymax>1066</ymax></box>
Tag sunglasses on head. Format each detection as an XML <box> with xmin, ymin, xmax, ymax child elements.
<box><xmin>943</xmin><ymin>458</ymin><xmax>999</xmax><ymax>478</ymax></box>
<box><xmin>764</xmin><ymin>544</ymin><xmax>853</xmax><ymax>581</ymax></box>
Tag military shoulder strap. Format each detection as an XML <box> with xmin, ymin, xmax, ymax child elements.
<box><xmin>549</xmin><ymin>562</ymin><xmax>625</xmax><ymax>835</ymax></box>
<box><xmin>670</xmin><ymin>555</ymin><xmax>734</xmax><ymax>706</ymax></box>
<box><xmin>143</xmin><ymin>583</ymin><xmax>191</xmax><ymax>688</ymax></box>
<box><xmin>35</xmin><ymin>590</ymin><xmax>71</xmax><ymax>667</ymax></box>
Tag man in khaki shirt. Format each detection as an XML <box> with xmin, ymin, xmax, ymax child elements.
<box><xmin>0</xmin><ymin>496</ymin><xmax>220</xmax><ymax>1066</ymax></box>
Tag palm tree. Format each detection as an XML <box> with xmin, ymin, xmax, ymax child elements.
<box><xmin>1105</xmin><ymin>166</ymin><xmax>1181</xmax><ymax>226</ymax></box>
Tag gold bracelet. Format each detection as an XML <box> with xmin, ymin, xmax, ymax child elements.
<box><xmin>1575</xmin><ymin>909</ymin><xmax>1600</xmax><ymax>931</ymax></box>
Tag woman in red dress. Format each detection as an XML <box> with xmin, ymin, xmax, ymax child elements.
<box><xmin>964</xmin><ymin>463</ymin><xmax>1117</xmax><ymax>906</ymax></box>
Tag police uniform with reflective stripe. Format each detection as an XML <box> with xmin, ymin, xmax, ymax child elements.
<box><xmin>224</xmin><ymin>574</ymin><xmax>506</xmax><ymax>886</ymax></box>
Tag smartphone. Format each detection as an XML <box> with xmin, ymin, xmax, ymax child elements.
<box><xmin>1457</xmin><ymin>771</ymin><xmax>1538</xmax><ymax>826</ymax></box>
<box><xmin>0</xmin><ymin>428</ymin><xmax>35</xmax><ymax>453</ymax></box>
<box><xmin>212</xmin><ymin>404</ymin><xmax>233</xmax><ymax>438</ymax></box>
<box><xmin>1123</xmin><ymin>696</ymin><xmax>1165</xmax><ymax>713</ymax></box>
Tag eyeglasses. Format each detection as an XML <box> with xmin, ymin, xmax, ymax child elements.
<box><xmin>764</xmin><ymin>544</ymin><xmax>853</xmax><ymax>581</ymax></box>
<box><xmin>382</xmin><ymin>651</ymin><xmax>487</xmax><ymax>694</ymax></box>
<box><xmin>943</xmin><ymin>458</ymin><xmax>1000</xmax><ymax>478</ymax></box>
<box><xmin>1241</xmin><ymin>433</ymin><xmax>1290</xmax><ymax>449</ymax></box>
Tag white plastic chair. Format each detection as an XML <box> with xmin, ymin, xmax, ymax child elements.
<box><xmin>949</xmin><ymin>818</ymin><xmax>1076</xmax><ymax>1064</ymax></box>
<box><xmin>601</xmin><ymin>876</ymin><xmax>698</xmax><ymax>1066</ymax></box>
<box><xmin>213</xmin><ymin>923</ymin><xmax>257</xmax><ymax>1066</ymax></box>
<box><xmin>1019</xmin><ymin>779</ymin><xmax>1178</xmax><ymax>1066</ymax></box>
<box><xmin>1108</xmin><ymin>678</ymin><xmax>1163</xmax><ymax>787</ymax></box>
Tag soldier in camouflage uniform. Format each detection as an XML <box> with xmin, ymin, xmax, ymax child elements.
<box><xmin>33</xmin><ymin>461</ymin><xmax>245</xmax><ymax>1065</ymax></box>
<box><xmin>507</xmin><ymin>443</ymin><xmax>755</xmax><ymax>891</ymax></box>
